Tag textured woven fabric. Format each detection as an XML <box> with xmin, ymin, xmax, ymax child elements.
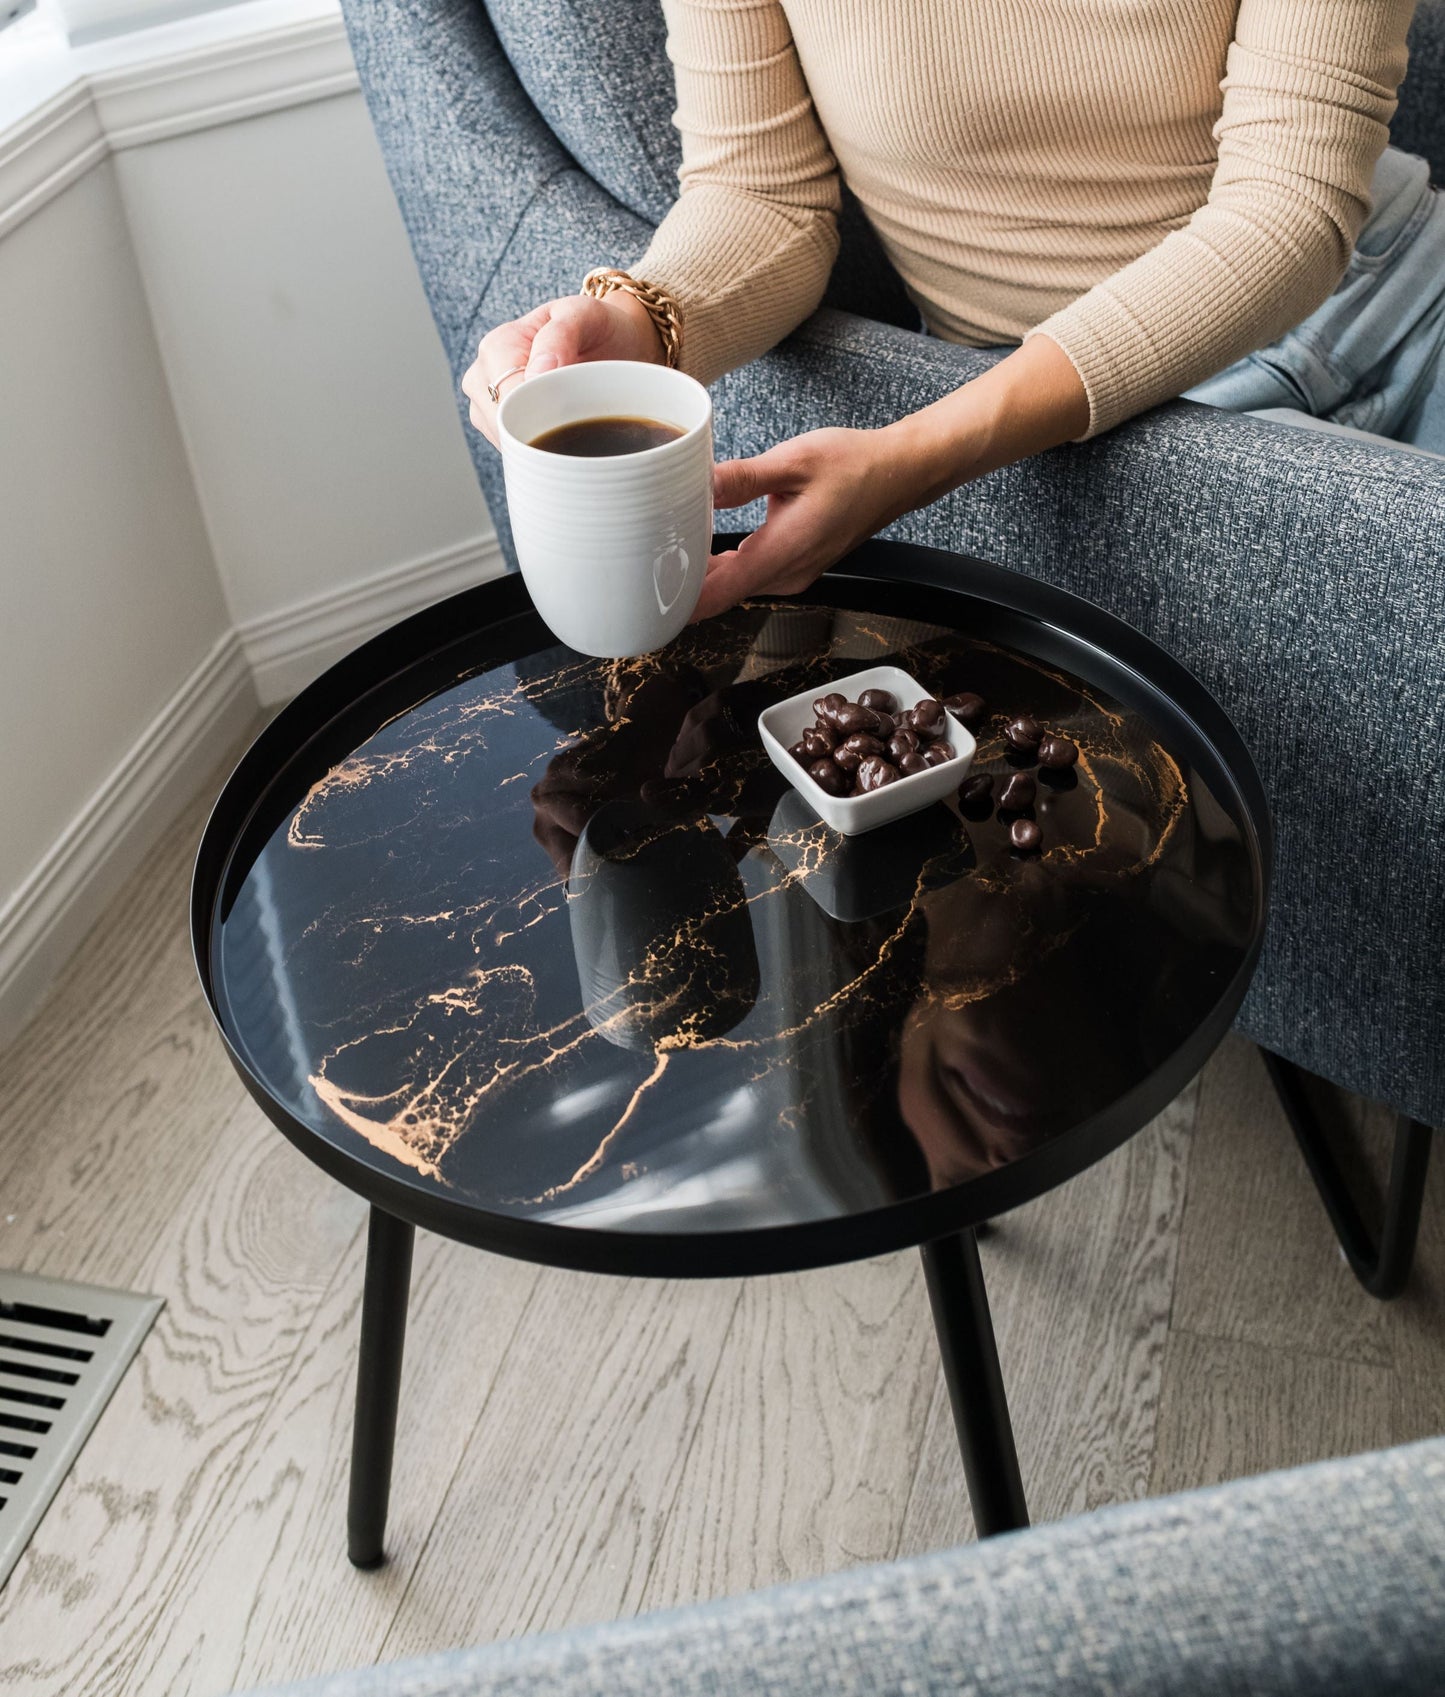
<box><xmin>240</xmin><ymin>1437</ymin><xmax>1445</xmax><ymax>1695</ymax></box>
<box><xmin>340</xmin><ymin>0</ymin><xmax>1445</xmax><ymax>1127</ymax></box>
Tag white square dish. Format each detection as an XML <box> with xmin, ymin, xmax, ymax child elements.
<box><xmin>757</xmin><ymin>664</ymin><xmax>976</xmax><ymax>836</ymax></box>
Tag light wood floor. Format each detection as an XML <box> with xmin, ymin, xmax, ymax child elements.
<box><xmin>1</xmin><ymin>735</ymin><xmax>1441</xmax><ymax>1696</ymax></box>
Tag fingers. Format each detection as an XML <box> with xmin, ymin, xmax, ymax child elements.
<box><xmin>525</xmin><ymin>295</ymin><xmax>609</xmax><ymax>376</ymax></box>
<box><xmin>531</xmin><ymin>812</ymin><xmax>578</xmax><ymax>882</ymax></box>
<box><xmin>529</xmin><ymin>763</ymin><xmax>594</xmax><ymax>878</ymax></box>
<box><xmin>461</xmin><ymin>301</ymin><xmax>554</xmax><ymax>445</ymax></box>
<box><xmin>692</xmin><ymin>541</ymin><xmax>798</xmax><ymax>623</ymax></box>
<box><xmin>703</xmin><ymin>443</ymin><xmax>815</xmax><ymax>617</ymax></box>
<box><xmin>662</xmin><ymin>696</ymin><xmax>723</xmax><ymax>780</ymax></box>
<box><xmin>691</xmin><ymin>552</ymin><xmax>765</xmax><ymax>623</ymax></box>
<box><xmin>692</xmin><ymin>495</ymin><xmax>823</xmax><ymax>621</ymax></box>
<box><xmin>462</xmin><ymin>297</ymin><xmax>627</xmax><ymax>445</ymax></box>
<box><xmin>713</xmin><ymin>444</ymin><xmax>803</xmax><ymax>510</ymax></box>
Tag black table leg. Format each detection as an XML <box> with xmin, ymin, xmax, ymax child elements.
<box><xmin>1262</xmin><ymin>1050</ymin><xmax>1434</xmax><ymax>1300</ymax></box>
<box><xmin>920</xmin><ymin>1228</ymin><xmax>1028</xmax><ymax>1538</ymax></box>
<box><xmin>348</xmin><ymin>1206</ymin><xmax>415</xmax><ymax>1568</ymax></box>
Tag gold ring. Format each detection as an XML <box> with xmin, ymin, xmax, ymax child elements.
<box><xmin>486</xmin><ymin>365</ymin><xmax>527</xmax><ymax>405</ymax></box>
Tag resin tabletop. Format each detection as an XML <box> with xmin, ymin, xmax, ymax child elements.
<box><xmin>199</xmin><ymin>548</ymin><xmax>1267</xmax><ymax>1276</ymax></box>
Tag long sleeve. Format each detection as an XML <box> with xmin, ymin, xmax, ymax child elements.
<box><xmin>631</xmin><ymin>0</ymin><xmax>842</xmax><ymax>387</ymax></box>
<box><xmin>1032</xmin><ymin>0</ymin><xmax>1414</xmax><ymax>438</ymax></box>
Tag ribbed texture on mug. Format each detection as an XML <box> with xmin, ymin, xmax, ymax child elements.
<box><xmin>503</xmin><ymin>429</ymin><xmax>713</xmax><ymax>655</ymax></box>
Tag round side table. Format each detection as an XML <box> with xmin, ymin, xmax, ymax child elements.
<box><xmin>193</xmin><ymin>539</ymin><xmax>1269</xmax><ymax>1563</ymax></box>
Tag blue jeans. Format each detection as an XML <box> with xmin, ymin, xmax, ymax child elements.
<box><xmin>1185</xmin><ymin>146</ymin><xmax>1445</xmax><ymax>454</ymax></box>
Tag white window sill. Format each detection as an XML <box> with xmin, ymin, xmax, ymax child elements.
<box><xmin>0</xmin><ymin>0</ymin><xmax>353</xmax><ymax>235</ymax></box>
<box><xmin>0</xmin><ymin>0</ymin><xmax>342</xmax><ymax>139</ymax></box>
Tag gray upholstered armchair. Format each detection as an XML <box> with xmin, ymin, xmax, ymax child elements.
<box><xmin>339</xmin><ymin>0</ymin><xmax>1444</xmax><ymax>1281</ymax></box>
<box><xmin>246</xmin><ymin>1436</ymin><xmax>1445</xmax><ymax>1696</ymax></box>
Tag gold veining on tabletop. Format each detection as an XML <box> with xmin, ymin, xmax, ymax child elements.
<box><xmin>220</xmin><ymin>600</ymin><xmax>1250</xmax><ymax>1212</ymax></box>
<box><xmin>525</xmin><ymin>1050</ymin><xmax>673</xmax><ymax>1203</ymax></box>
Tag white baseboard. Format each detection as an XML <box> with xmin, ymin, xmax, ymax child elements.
<box><xmin>0</xmin><ymin>629</ymin><xmax>258</xmax><ymax>1050</ymax></box>
<box><xmin>0</xmin><ymin>533</ymin><xmax>504</xmax><ymax>1049</ymax></box>
<box><xmin>238</xmin><ymin>531</ymin><xmax>507</xmax><ymax>705</ymax></box>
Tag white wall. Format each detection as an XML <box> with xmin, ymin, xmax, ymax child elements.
<box><xmin>0</xmin><ymin>156</ymin><xmax>234</xmax><ymax>887</ymax></box>
<box><xmin>113</xmin><ymin>90</ymin><xmax>493</xmax><ymax>653</ymax></box>
<box><xmin>0</xmin><ymin>1</ymin><xmax>503</xmax><ymax>1044</ymax></box>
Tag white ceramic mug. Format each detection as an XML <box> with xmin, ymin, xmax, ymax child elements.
<box><xmin>497</xmin><ymin>361</ymin><xmax>713</xmax><ymax>658</ymax></box>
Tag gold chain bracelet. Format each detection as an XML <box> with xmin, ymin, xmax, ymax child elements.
<box><xmin>581</xmin><ymin>267</ymin><xmax>683</xmax><ymax>370</ymax></box>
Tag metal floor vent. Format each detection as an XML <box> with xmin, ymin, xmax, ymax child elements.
<box><xmin>0</xmin><ymin>1270</ymin><xmax>161</xmax><ymax>1589</ymax></box>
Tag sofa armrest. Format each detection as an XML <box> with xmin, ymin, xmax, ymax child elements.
<box><xmin>240</xmin><ymin>1437</ymin><xmax>1445</xmax><ymax>1695</ymax></box>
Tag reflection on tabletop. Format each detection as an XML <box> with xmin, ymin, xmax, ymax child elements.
<box><xmin>215</xmin><ymin>599</ymin><xmax>1254</xmax><ymax>1233</ymax></box>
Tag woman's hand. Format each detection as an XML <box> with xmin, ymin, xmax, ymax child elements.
<box><xmin>697</xmin><ymin>425</ymin><xmax>939</xmax><ymax>622</ymax></box>
<box><xmin>462</xmin><ymin>291</ymin><xmax>664</xmax><ymax>446</ymax></box>
<box><xmin>695</xmin><ymin>333</ymin><xmax>1090</xmax><ymax>620</ymax></box>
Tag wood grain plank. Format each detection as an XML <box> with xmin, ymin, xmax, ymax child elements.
<box><xmin>637</xmin><ymin>1251</ymin><xmax>938</xmax><ymax>1612</ymax></box>
<box><xmin>376</xmin><ymin>1270</ymin><xmax>741</xmax><ymax>1661</ymax></box>
<box><xmin>0</xmin><ymin>995</ymin><xmax>248</xmax><ymax>1289</ymax></box>
<box><xmin>2</xmin><ymin>732</ymin><xmax>1440</xmax><ymax>1693</ymax></box>
<box><xmin>1171</xmin><ymin>1034</ymin><xmax>1392</xmax><ymax>1368</ymax></box>
<box><xmin>127</xmin><ymin>1233</ymin><xmax>542</xmax><ymax>1696</ymax></box>
<box><xmin>0</xmin><ymin>728</ymin><xmax>259</xmax><ymax>1198</ymax></box>
<box><xmin>0</xmin><ymin>1099</ymin><xmax>365</xmax><ymax>1697</ymax></box>
<box><xmin>897</xmin><ymin>1079</ymin><xmax>1197</xmax><ymax>1555</ymax></box>
<box><xmin>1390</xmin><ymin>1108</ymin><xmax>1445</xmax><ymax>1447</ymax></box>
<box><xmin>1149</xmin><ymin>1329</ymin><xmax>1393</xmax><ymax>1496</ymax></box>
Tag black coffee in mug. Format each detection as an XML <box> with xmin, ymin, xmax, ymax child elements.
<box><xmin>531</xmin><ymin>415</ymin><xmax>684</xmax><ymax>456</ymax></box>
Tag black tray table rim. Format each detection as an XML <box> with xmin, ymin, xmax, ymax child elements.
<box><xmin>191</xmin><ymin>539</ymin><xmax>1273</xmax><ymax>1282</ymax></box>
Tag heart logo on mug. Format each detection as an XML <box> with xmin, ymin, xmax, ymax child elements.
<box><xmin>654</xmin><ymin>540</ymin><xmax>690</xmax><ymax>614</ymax></box>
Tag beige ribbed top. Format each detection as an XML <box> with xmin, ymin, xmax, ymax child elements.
<box><xmin>632</xmin><ymin>0</ymin><xmax>1412</xmax><ymax>437</ymax></box>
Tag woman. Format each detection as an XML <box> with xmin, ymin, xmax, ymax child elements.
<box><xmin>463</xmin><ymin>1</ymin><xmax>1438</xmax><ymax>620</ymax></box>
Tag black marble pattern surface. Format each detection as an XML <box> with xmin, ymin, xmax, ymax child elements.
<box><xmin>214</xmin><ymin>596</ymin><xmax>1257</xmax><ymax>1243</ymax></box>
